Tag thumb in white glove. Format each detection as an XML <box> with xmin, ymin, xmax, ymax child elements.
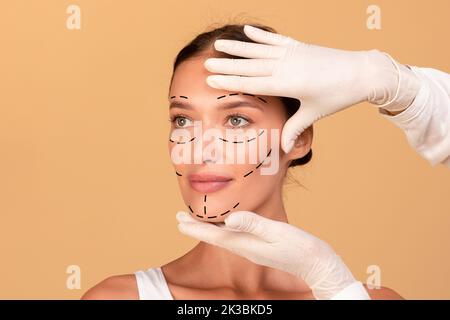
<box><xmin>204</xmin><ymin>24</ymin><xmax>421</xmax><ymax>153</ymax></box>
<box><xmin>176</xmin><ymin>210</ymin><xmax>370</xmax><ymax>300</ymax></box>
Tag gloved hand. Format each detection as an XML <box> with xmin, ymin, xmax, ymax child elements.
<box><xmin>204</xmin><ymin>24</ymin><xmax>421</xmax><ymax>153</ymax></box>
<box><xmin>176</xmin><ymin>210</ymin><xmax>371</xmax><ymax>300</ymax></box>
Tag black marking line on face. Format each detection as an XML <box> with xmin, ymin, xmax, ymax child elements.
<box><xmin>176</xmin><ymin>171</ymin><xmax>182</xmax><ymax>176</ymax></box>
<box><xmin>218</xmin><ymin>129</ymin><xmax>265</xmax><ymax>144</ymax></box>
<box><xmin>257</xmin><ymin>97</ymin><xmax>267</xmax><ymax>103</ymax></box>
<box><xmin>246</xmin><ymin>129</ymin><xmax>265</xmax><ymax>142</ymax></box>
<box><xmin>188</xmin><ymin>196</ymin><xmax>240</xmax><ymax>220</ymax></box>
<box><xmin>169</xmin><ymin>136</ymin><xmax>196</xmax><ymax>144</ymax></box>
<box><xmin>170</xmin><ymin>95</ymin><xmax>188</xmax><ymax>99</ymax></box>
<box><xmin>216</xmin><ymin>92</ymin><xmax>268</xmax><ymax>103</ymax></box>
<box><xmin>243</xmin><ymin>148</ymin><xmax>273</xmax><ymax>178</ymax></box>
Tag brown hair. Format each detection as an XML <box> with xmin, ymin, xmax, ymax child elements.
<box><xmin>169</xmin><ymin>23</ymin><xmax>312</xmax><ymax>167</ymax></box>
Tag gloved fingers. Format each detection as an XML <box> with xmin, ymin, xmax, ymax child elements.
<box><xmin>176</xmin><ymin>211</ymin><xmax>231</xmax><ymax>230</ymax></box>
<box><xmin>243</xmin><ymin>24</ymin><xmax>292</xmax><ymax>47</ymax></box>
<box><xmin>206</xmin><ymin>75</ymin><xmax>275</xmax><ymax>95</ymax></box>
<box><xmin>177</xmin><ymin>221</ymin><xmax>265</xmax><ymax>255</ymax></box>
<box><xmin>175</xmin><ymin>211</ymin><xmax>199</xmax><ymax>223</ymax></box>
<box><xmin>204</xmin><ymin>58</ymin><xmax>274</xmax><ymax>77</ymax></box>
<box><xmin>213</xmin><ymin>39</ymin><xmax>285</xmax><ymax>59</ymax></box>
<box><xmin>224</xmin><ymin>211</ymin><xmax>285</xmax><ymax>243</ymax></box>
<box><xmin>281</xmin><ymin>104</ymin><xmax>317</xmax><ymax>153</ymax></box>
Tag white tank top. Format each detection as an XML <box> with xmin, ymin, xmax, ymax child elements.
<box><xmin>134</xmin><ymin>267</ymin><xmax>174</xmax><ymax>300</ymax></box>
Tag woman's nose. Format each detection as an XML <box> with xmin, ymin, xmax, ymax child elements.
<box><xmin>197</xmin><ymin>129</ymin><xmax>225</xmax><ymax>165</ymax></box>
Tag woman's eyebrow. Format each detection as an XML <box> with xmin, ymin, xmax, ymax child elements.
<box><xmin>169</xmin><ymin>100</ymin><xmax>192</xmax><ymax>110</ymax></box>
<box><xmin>217</xmin><ymin>100</ymin><xmax>264</xmax><ymax>112</ymax></box>
<box><xmin>169</xmin><ymin>97</ymin><xmax>264</xmax><ymax>111</ymax></box>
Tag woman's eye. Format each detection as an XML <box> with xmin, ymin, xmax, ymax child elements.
<box><xmin>227</xmin><ymin>115</ymin><xmax>249</xmax><ymax>127</ymax></box>
<box><xmin>173</xmin><ymin>116</ymin><xmax>192</xmax><ymax>128</ymax></box>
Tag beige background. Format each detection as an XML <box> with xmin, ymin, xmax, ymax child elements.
<box><xmin>0</xmin><ymin>0</ymin><xmax>449</xmax><ymax>299</ymax></box>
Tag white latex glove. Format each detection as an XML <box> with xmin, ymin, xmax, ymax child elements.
<box><xmin>176</xmin><ymin>210</ymin><xmax>371</xmax><ymax>300</ymax></box>
<box><xmin>204</xmin><ymin>25</ymin><xmax>421</xmax><ymax>153</ymax></box>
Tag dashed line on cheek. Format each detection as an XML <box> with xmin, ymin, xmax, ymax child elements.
<box><xmin>242</xmin><ymin>148</ymin><xmax>272</xmax><ymax>178</ymax></box>
<box><xmin>169</xmin><ymin>136</ymin><xmax>196</xmax><ymax>144</ymax></box>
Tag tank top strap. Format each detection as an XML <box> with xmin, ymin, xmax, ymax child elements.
<box><xmin>134</xmin><ymin>267</ymin><xmax>174</xmax><ymax>300</ymax></box>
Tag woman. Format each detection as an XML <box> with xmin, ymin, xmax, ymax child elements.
<box><xmin>81</xmin><ymin>24</ymin><xmax>403</xmax><ymax>300</ymax></box>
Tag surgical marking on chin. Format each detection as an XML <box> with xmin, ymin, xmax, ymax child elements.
<box><xmin>187</xmin><ymin>198</ymin><xmax>240</xmax><ymax>220</ymax></box>
<box><xmin>243</xmin><ymin>148</ymin><xmax>272</xmax><ymax>178</ymax></box>
<box><xmin>169</xmin><ymin>136</ymin><xmax>195</xmax><ymax>144</ymax></box>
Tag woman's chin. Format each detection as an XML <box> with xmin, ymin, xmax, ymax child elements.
<box><xmin>200</xmin><ymin>217</ymin><xmax>226</xmax><ymax>225</ymax></box>
<box><xmin>182</xmin><ymin>195</ymin><xmax>241</xmax><ymax>223</ymax></box>
<box><xmin>190</xmin><ymin>212</ymin><xmax>227</xmax><ymax>223</ymax></box>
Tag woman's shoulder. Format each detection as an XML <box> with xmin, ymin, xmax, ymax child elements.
<box><xmin>81</xmin><ymin>274</ymin><xmax>139</xmax><ymax>300</ymax></box>
<box><xmin>363</xmin><ymin>284</ymin><xmax>404</xmax><ymax>300</ymax></box>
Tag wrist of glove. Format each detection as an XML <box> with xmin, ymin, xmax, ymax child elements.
<box><xmin>330</xmin><ymin>281</ymin><xmax>371</xmax><ymax>300</ymax></box>
<box><xmin>291</xmin><ymin>237</ymin><xmax>368</xmax><ymax>300</ymax></box>
<box><xmin>365</xmin><ymin>49</ymin><xmax>421</xmax><ymax>112</ymax></box>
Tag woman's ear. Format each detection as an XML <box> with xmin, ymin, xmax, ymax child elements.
<box><xmin>287</xmin><ymin>125</ymin><xmax>313</xmax><ymax>161</ymax></box>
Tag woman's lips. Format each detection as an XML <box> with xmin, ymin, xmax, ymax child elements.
<box><xmin>188</xmin><ymin>173</ymin><xmax>233</xmax><ymax>193</ymax></box>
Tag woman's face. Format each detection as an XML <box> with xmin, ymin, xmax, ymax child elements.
<box><xmin>168</xmin><ymin>55</ymin><xmax>306</xmax><ymax>223</ymax></box>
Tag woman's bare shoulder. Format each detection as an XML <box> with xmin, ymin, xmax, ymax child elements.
<box><xmin>363</xmin><ymin>284</ymin><xmax>404</xmax><ymax>300</ymax></box>
<box><xmin>81</xmin><ymin>274</ymin><xmax>139</xmax><ymax>300</ymax></box>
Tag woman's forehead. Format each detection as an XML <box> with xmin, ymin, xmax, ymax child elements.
<box><xmin>170</xmin><ymin>57</ymin><xmax>225</xmax><ymax>96</ymax></box>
